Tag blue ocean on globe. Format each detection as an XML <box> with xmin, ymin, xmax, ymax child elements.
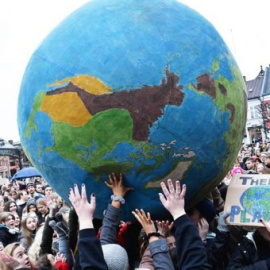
<box><xmin>17</xmin><ymin>0</ymin><xmax>247</xmax><ymax>219</ymax></box>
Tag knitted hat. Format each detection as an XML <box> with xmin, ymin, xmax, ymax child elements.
<box><xmin>195</xmin><ymin>198</ymin><xmax>216</xmax><ymax>224</ymax></box>
<box><xmin>102</xmin><ymin>244</ymin><xmax>129</xmax><ymax>270</ymax></box>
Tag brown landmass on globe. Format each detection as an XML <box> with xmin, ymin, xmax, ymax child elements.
<box><xmin>46</xmin><ymin>68</ymin><xmax>184</xmax><ymax>141</ymax></box>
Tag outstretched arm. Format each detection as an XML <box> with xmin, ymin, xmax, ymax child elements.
<box><xmin>159</xmin><ymin>179</ymin><xmax>211</xmax><ymax>270</ymax></box>
<box><xmin>100</xmin><ymin>173</ymin><xmax>133</xmax><ymax>245</ymax></box>
<box><xmin>69</xmin><ymin>184</ymin><xmax>108</xmax><ymax>270</ymax></box>
<box><xmin>133</xmin><ymin>209</ymin><xmax>175</xmax><ymax>270</ymax></box>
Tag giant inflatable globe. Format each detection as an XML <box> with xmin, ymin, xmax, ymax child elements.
<box><xmin>18</xmin><ymin>0</ymin><xmax>247</xmax><ymax>219</ymax></box>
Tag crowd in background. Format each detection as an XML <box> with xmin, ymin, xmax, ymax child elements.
<box><xmin>0</xmin><ymin>141</ymin><xmax>270</xmax><ymax>269</ymax></box>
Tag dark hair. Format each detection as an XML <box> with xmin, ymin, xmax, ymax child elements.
<box><xmin>4</xmin><ymin>201</ymin><xmax>18</xmax><ymax>213</ymax></box>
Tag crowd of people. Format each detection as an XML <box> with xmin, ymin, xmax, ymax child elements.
<box><xmin>0</xmin><ymin>142</ymin><xmax>270</xmax><ymax>269</ymax></box>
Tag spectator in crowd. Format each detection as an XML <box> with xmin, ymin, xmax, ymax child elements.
<box><xmin>44</xmin><ymin>185</ymin><xmax>53</xmax><ymax>200</ymax></box>
<box><xmin>257</xmin><ymin>163</ymin><xmax>265</xmax><ymax>174</ymax></box>
<box><xmin>25</xmin><ymin>200</ymin><xmax>37</xmax><ymax>216</ymax></box>
<box><xmin>4</xmin><ymin>201</ymin><xmax>19</xmax><ymax>215</ymax></box>
<box><xmin>244</xmin><ymin>157</ymin><xmax>258</xmax><ymax>174</ymax></box>
<box><xmin>36</xmin><ymin>199</ymin><xmax>49</xmax><ymax>226</ymax></box>
<box><xmin>0</xmin><ymin>212</ymin><xmax>19</xmax><ymax>247</ymax></box>
<box><xmin>0</xmin><ymin>242</ymin><xmax>32</xmax><ymax>269</ymax></box>
<box><xmin>261</xmin><ymin>152</ymin><xmax>270</xmax><ymax>173</ymax></box>
<box><xmin>16</xmin><ymin>190</ymin><xmax>29</xmax><ymax>217</ymax></box>
<box><xmin>26</xmin><ymin>183</ymin><xmax>43</xmax><ymax>201</ymax></box>
<box><xmin>13</xmin><ymin>212</ymin><xmax>21</xmax><ymax>230</ymax></box>
<box><xmin>231</xmin><ymin>166</ymin><xmax>244</xmax><ymax>177</ymax></box>
<box><xmin>227</xmin><ymin>218</ymin><xmax>270</xmax><ymax>269</ymax></box>
<box><xmin>35</xmin><ymin>183</ymin><xmax>44</xmax><ymax>196</ymax></box>
<box><xmin>19</xmin><ymin>213</ymin><xmax>37</xmax><ymax>252</ymax></box>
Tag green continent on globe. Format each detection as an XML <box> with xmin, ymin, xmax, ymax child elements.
<box><xmin>18</xmin><ymin>0</ymin><xmax>247</xmax><ymax>220</ymax></box>
<box><xmin>25</xmin><ymin>67</ymin><xmax>196</xmax><ymax>178</ymax></box>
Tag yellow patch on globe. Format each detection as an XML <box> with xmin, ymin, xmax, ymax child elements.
<box><xmin>41</xmin><ymin>92</ymin><xmax>91</xmax><ymax>126</ymax></box>
<box><xmin>49</xmin><ymin>75</ymin><xmax>112</xmax><ymax>95</ymax></box>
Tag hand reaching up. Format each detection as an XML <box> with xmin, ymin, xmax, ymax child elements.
<box><xmin>159</xmin><ymin>179</ymin><xmax>186</xmax><ymax>220</ymax></box>
<box><xmin>105</xmin><ymin>173</ymin><xmax>134</xmax><ymax>197</ymax></box>
<box><xmin>198</xmin><ymin>218</ymin><xmax>209</xmax><ymax>241</ymax></box>
<box><xmin>260</xmin><ymin>218</ymin><xmax>270</xmax><ymax>233</ymax></box>
<box><xmin>156</xmin><ymin>220</ymin><xmax>174</xmax><ymax>237</ymax></box>
<box><xmin>69</xmin><ymin>184</ymin><xmax>95</xmax><ymax>230</ymax></box>
<box><xmin>132</xmin><ymin>209</ymin><xmax>156</xmax><ymax>235</ymax></box>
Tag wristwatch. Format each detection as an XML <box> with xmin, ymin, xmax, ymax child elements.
<box><xmin>111</xmin><ymin>195</ymin><xmax>125</xmax><ymax>204</ymax></box>
<box><xmin>145</xmin><ymin>232</ymin><xmax>162</xmax><ymax>240</ymax></box>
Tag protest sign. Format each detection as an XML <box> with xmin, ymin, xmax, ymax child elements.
<box><xmin>224</xmin><ymin>174</ymin><xmax>270</xmax><ymax>226</ymax></box>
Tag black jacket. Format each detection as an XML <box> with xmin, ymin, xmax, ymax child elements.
<box><xmin>0</xmin><ymin>225</ymin><xmax>19</xmax><ymax>247</ymax></box>
<box><xmin>174</xmin><ymin>214</ymin><xmax>211</xmax><ymax>270</ymax></box>
<box><xmin>227</xmin><ymin>232</ymin><xmax>270</xmax><ymax>270</ymax></box>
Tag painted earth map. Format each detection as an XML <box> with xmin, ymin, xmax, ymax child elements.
<box><xmin>240</xmin><ymin>186</ymin><xmax>270</xmax><ymax>221</ymax></box>
<box><xmin>18</xmin><ymin>0</ymin><xmax>247</xmax><ymax>219</ymax></box>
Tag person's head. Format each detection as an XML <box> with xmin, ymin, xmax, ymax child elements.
<box><xmin>22</xmin><ymin>214</ymin><xmax>36</xmax><ymax>233</ymax></box>
<box><xmin>0</xmin><ymin>212</ymin><xmax>15</xmax><ymax>229</ymax></box>
<box><xmin>231</xmin><ymin>166</ymin><xmax>244</xmax><ymax>176</ymax></box>
<box><xmin>18</xmin><ymin>190</ymin><xmax>28</xmax><ymax>202</ymax></box>
<box><xmin>13</xmin><ymin>212</ymin><xmax>21</xmax><ymax>228</ymax></box>
<box><xmin>21</xmin><ymin>214</ymin><xmax>37</xmax><ymax>248</ymax></box>
<box><xmin>26</xmin><ymin>200</ymin><xmax>37</xmax><ymax>213</ymax></box>
<box><xmin>257</xmin><ymin>163</ymin><xmax>265</xmax><ymax>174</ymax></box>
<box><xmin>4</xmin><ymin>200</ymin><xmax>18</xmax><ymax>213</ymax></box>
<box><xmin>4</xmin><ymin>242</ymin><xmax>31</xmax><ymax>269</ymax></box>
<box><xmin>255</xmin><ymin>149</ymin><xmax>261</xmax><ymax>157</ymax></box>
<box><xmin>261</xmin><ymin>152</ymin><xmax>270</xmax><ymax>166</ymax></box>
<box><xmin>186</xmin><ymin>199</ymin><xmax>216</xmax><ymax>226</ymax></box>
<box><xmin>44</xmin><ymin>185</ymin><xmax>53</xmax><ymax>197</ymax></box>
<box><xmin>245</xmin><ymin>158</ymin><xmax>255</xmax><ymax>170</ymax></box>
<box><xmin>9</xmin><ymin>190</ymin><xmax>17</xmax><ymax>201</ymax></box>
<box><xmin>35</xmin><ymin>184</ymin><xmax>43</xmax><ymax>194</ymax></box>
<box><xmin>102</xmin><ymin>244</ymin><xmax>129</xmax><ymax>270</ymax></box>
<box><xmin>26</xmin><ymin>183</ymin><xmax>35</xmax><ymax>195</ymax></box>
<box><xmin>166</xmin><ymin>235</ymin><xmax>178</xmax><ymax>269</ymax></box>
<box><xmin>36</xmin><ymin>198</ymin><xmax>48</xmax><ymax>215</ymax></box>
<box><xmin>28</xmin><ymin>211</ymin><xmax>38</xmax><ymax>226</ymax></box>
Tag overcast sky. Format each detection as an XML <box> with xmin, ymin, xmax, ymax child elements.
<box><xmin>1</xmin><ymin>0</ymin><xmax>269</xmax><ymax>141</ymax></box>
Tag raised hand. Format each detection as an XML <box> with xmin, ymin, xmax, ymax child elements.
<box><xmin>156</xmin><ymin>220</ymin><xmax>174</xmax><ymax>237</ymax></box>
<box><xmin>69</xmin><ymin>183</ymin><xmax>95</xmax><ymax>230</ymax></box>
<box><xmin>159</xmin><ymin>179</ymin><xmax>186</xmax><ymax>220</ymax></box>
<box><xmin>132</xmin><ymin>209</ymin><xmax>156</xmax><ymax>235</ymax></box>
<box><xmin>217</xmin><ymin>211</ymin><xmax>230</xmax><ymax>233</ymax></box>
<box><xmin>260</xmin><ymin>218</ymin><xmax>270</xmax><ymax>233</ymax></box>
<box><xmin>105</xmin><ymin>173</ymin><xmax>134</xmax><ymax>197</ymax></box>
<box><xmin>55</xmin><ymin>253</ymin><xmax>67</xmax><ymax>264</ymax></box>
<box><xmin>198</xmin><ymin>218</ymin><xmax>209</xmax><ymax>242</ymax></box>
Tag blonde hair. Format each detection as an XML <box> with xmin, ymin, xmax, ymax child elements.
<box><xmin>1</xmin><ymin>242</ymin><xmax>21</xmax><ymax>270</ymax></box>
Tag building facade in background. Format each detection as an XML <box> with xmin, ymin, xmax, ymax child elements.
<box><xmin>245</xmin><ymin>66</ymin><xmax>270</xmax><ymax>144</ymax></box>
<box><xmin>0</xmin><ymin>138</ymin><xmax>31</xmax><ymax>179</ymax></box>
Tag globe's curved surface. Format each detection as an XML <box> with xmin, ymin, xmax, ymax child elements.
<box><xmin>18</xmin><ymin>0</ymin><xmax>247</xmax><ymax>219</ymax></box>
